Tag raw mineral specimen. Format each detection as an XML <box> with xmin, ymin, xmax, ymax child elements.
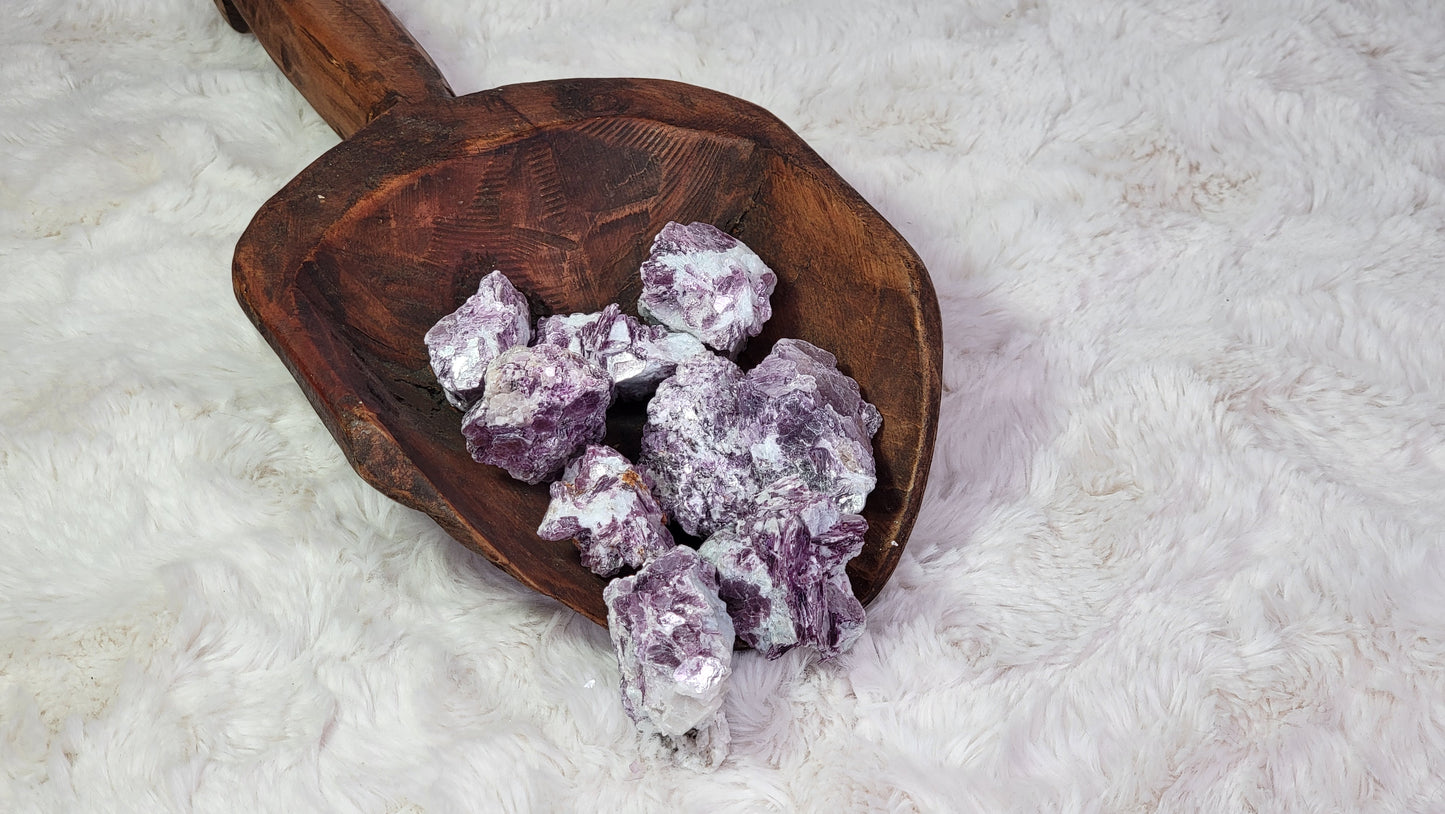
<box><xmin>637</xmin><ymin>221</ymin><xmax>778</xmax><ymax>355</ymax></box>
<box><xmin>460</xmin><ymin>343</ymin><xmax>611</xmax><ymax>484</ymax></box>
<box><xmin>535</xmin><ymin>303</ymin><xmax>707</xmax><ymax>400</ymax></box>
<box><xmin>637</xmin><ymin>354</ymin><xmax>760</xmax><ymax>538</ymax></box>
<box><xmin>638</xmin><ymin>338</ymin><xmax>883</xmax><ymax>535</ymax></box>
<box><xmin>537</xmin><ymin>445</ymin><xmax>675</xmax><ymax>577</ymax></box>
<box><xmin>604</xmin><ymin>546</ymin><xmax>735</xmax><ymax>769</ymax></box>
<box><xmin>740</xmin><ymin>339</ymin><xmax>882</xmax><ymax>514</ymax></box>
<box><xmin>697</xmin><ymin>476</ymin><xmax>867</xmax><ymax>659</ymax></box>
<box><xmin>424</xmin><ymin>270</ymin><xmax>532</xmax><ymax>409</ymax></box>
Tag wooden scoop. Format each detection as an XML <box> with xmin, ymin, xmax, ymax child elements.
<box><xmin>220</xmin><ymin>0</ymin><xmax>942</xmax><ymax>627</ymax></box>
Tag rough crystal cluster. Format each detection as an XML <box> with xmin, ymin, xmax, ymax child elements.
<box><xmin>536</xmin><ymin>303</ymin><xmax>707</xmax><ymax>400</ymax></box>
<box><xmin>639</xmin><ymin>338</ymin><xmax>881</xmax><ymax>538</ymax></box>
<box><xmin>537</xmin><ymin>445</ymin><xmax>675</xmax><ymax>577</ymax></box>
<box><xmin>460</xmin><ymin>343</ymin><xmax>611</xmax><ymax>484</ymax></box>
<box><xmin>604</xmin><ymin>546</ymin><xmax>735</xmax><ymax>770</ymax></box>
<box><xmin>740</xmin><ymin>339</ymin><xmax>883</xmax><ymax>514</ymax></box>
<box><xmin>424</xmin><ymin>270</ymin><xmax>531</xmax><ymax>409</ymax></box>
<box><xmin>638</xmin><ymin>222</ymin><xmax>778</xmax><ymax>355</ymax></box>
<box><xmin>637</xmin><ymin>354</ymin><xmax>760</xmax><ymax>538</ymax></box>
<box><xmin>698</xmin><ymin>476</ymin><xmax>867</xmax><ymax>659</ymax></box>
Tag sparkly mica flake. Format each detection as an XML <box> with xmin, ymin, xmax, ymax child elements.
<box><xmin>604</xmin><ymin>545</ymin><xmax>735</xmax><ymax>769</ymax></box>
<box><xmin>424</xmin><ymin>270</ymin><xmax>532</xmax><ymax>409</ymax></box>
<box><xmin>535</xmin><ymin>303</ymin><xmax>707</xmax><ymax>400</ymax></box>
<box><xmin>637</xmin><ymin>221</ymin><xmax>778</xmax><ymax>355</ymax></box>
<box><xmin>537</xmin><ymin>445</ymin><xmax>675</xmax><ymax>577</ymax></box>
<box><xmin>741</xmin><ymin>338</ymin><xmax>883</xmax><ymax>514</ymax></box>
<box><xmin>697</xmin><ymin>476</ymin><xmax>867</xmax><ymax>660</ymax></box>
<box><xmin>637</xmin><ymin>354</ymin><xmax>760</xmax><ymax>538</ymax></box>
<box><xmin>460</xmin><ymin>343</ymin><xmax>611</xmax><ymax>484</ymax></box>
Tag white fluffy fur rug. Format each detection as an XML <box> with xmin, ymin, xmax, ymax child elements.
<box><xmin>6</xmin><ymin>0</ymin><xmax>1445</xmax><ymax>810</ymax></box>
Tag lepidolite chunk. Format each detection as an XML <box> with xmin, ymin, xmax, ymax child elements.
<box><xmin>741</xmin><ymin>338</ymin><xmax>883</xmax><ymax>514</ymax></box>
<box><xmin>537</xmin><ymin>445</ymin><xmax>675</xmax><ymax>577</ymax></box>
<box><xmin>535</xmin><ymin>303</ymin><xmax>707</xmax><ymax>400</ymax></box>
<box><xmin>637</xmin><ymin>222</ymin><xmax>777</xmax><ymax>355</ymax></box>
<box><xmin>604</xmin><ymin>546</ymin><xmax>735</xmax><ymax>769</ymax></box>
<box><xmin>638</xmin><ymin>354</ymin><xmax>760</xmax><ymax>538</ymax></box>
<box><xmin>424</xmin><ymin>270</ymin><xmax>531</xmax><ymax>409</ymax></box>
<box><xmin>460</xmin><ymin>344</ymin><xmax>611</xmax><ymax>484</ymax></box>
<box><xmin>697</xmin><ymin>476</ymin><xmax>867</xmax><ymax>660</ymax></box>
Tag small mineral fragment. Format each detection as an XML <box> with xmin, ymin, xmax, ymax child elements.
<box><xmin>460</xmin><ymin>343</ymin><xmax>611</xmax><ymax>484</ymax></box>
<box><xmin>535</xmin><ymin>303</ymin><xmax>707</xmax><ymax>400</ymax></box>
<box><xmin>637</xmin><ymin>222</ymin><xmax>778</xmax><ymax>355</ymax></box>
<box><xmin>537</xmin><ymin>445</ymin><xmax>675</xmax><ymax>577</ymax></box>
<box><xmin>604</xmin><ymin>546</ymin><xmax>735</xmax><ymax>769</ymax></box>
<box><xmin>697</xmin><ymin>476</ymin><xmax>867</xmax><ymax>659</ymax></box>
<box><xmin>637</xmin><ymin>354</ymin><xmax>760</xmax><ymax>537</ymax></box>
<box><xmin>424</xmin><ymin>270</ymin><xmax>532</xmax><ymax>409</ymax></box>
<box><xmin>741</xmin><ymin>338</ymin><xmax>882</xmax><ymax>514</ymax></box>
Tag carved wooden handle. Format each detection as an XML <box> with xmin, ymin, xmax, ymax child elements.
<box><xmin>216</xmin><ymin>0</ymin><xmax>455</xmax><ymax>138</ymax></box>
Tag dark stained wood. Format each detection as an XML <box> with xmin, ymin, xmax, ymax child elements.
<box><xmin>223</xmin><ymin>0</ymin><xmax>453</xmax><ymax>137</ymax></box>
<box><xmin>213</xmin><ymin>0</ymin><xmax>250</xmax><ymax>32</ymax></box>
<box><xmin>222</xmin><ymin>0</ymin><xmax>943</xmax><ymax>628</ymax></box>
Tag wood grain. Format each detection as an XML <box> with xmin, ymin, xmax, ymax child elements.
<box><xmin>223</xmin><ymin>0</ymin><xmax>942</xmax><ymax>628</ymax></box>
<box><xmin>223</xmin><ymin>0</ymin><xmax>452</xmax><ymax>137</ymax></box>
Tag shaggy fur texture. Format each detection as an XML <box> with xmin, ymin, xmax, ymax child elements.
<box><xmin>5</xmin><ymin>0</ymin><xmax>1445</xmax><ymax>810</ymax></box>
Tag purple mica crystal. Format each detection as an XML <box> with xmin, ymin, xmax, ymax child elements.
<box><xmin>697</xmin><ymin>476</ymin><xmax>867</xmax><ymax>660</ymax></box>
<box><xmin>637</xmin><ymin>354</ymin><xmax>761</xmax><ymax>538</ymax></box>
<box><xmin>537</xmin><ymin>445</ymin><xmax>675</xmax><ymax>577</ymax></box>
<box><xmin>535</xmin><ymin>303</ymin><xmax>706</xmax><ymax>400</ymax></box>
<box><xmin>741</xmin><ymin>338</ymin><xmax>883</xmax><ymax>514</ymax></box>
<box><xmin>424</xmin><ymin>270</ymin><xmax>531</xmax><ymax>409</ymax></box>
<box><xmin>637</xmin><ymin>222</ymin><xmax>778</xmax><ymax>355</ymax></box>
<box><xmin>604</xmin><ymin>546</ymin><xmax>735</xmax><ymax>769</ymax></box>
<box><xmin>460</xmin><ymin>343</ymin><xmax>611</xmax><ymax>484</ymax></box>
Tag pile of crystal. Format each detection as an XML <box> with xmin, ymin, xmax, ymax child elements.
<box><xmin>537</xmin><ymin>445</ymin><xmax>675</xmax><ymax>577</ymax></box>
<box><xmin>604</xmin><ymin>546</ymin><xmax>735</xmax><ymax>770</ymax></box>
<box><xmin>425</xmin><ymin>222</ymin><xmax>883</xmax><ymax>769</ymax></box>
<box><xmin>637</xmin><ymin>221</ymin><xmax>778</xmax><ymax>355</ymax></box>
<box><xmin>427</xmin><ymin>265</ymin><xmax>709</xmax><ymax>484</ymax></box>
